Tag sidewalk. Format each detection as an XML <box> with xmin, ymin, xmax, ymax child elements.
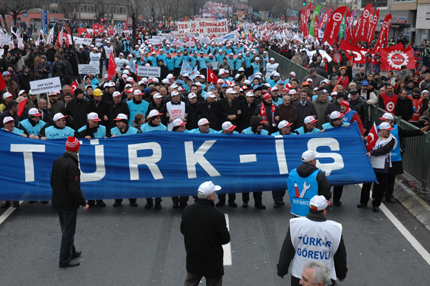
<box><xmin>394</xmin><ymin>173</ymin><xmax>430</xmax><ymax>232</ymax></box>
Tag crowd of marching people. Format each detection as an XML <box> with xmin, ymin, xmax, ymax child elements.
<box><xmin>0</xmin><ymin>20</ymin><xmax>429</xmax><ymax>213</ymax></box>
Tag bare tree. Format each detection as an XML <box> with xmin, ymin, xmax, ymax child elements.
<box><xmin>0</xmin><ymin>6</ymin><xmax>9</xmax><ymax>31</ymax></box>
<box><xmin>7</xmin><ymin>0</ymin><xmax>33</xmax><ymax>25</ymax></box>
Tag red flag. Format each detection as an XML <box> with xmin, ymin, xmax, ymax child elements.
<box><xmin>319</xmin><ymin>9</ymin><xmax>333</xmax><ymax>31</ymax></box>
<box><xmin>368</xmin><ymin>9</ymin><xmax>379</xmax><ymax>44</ymax></box>
<box><xmin>366</xmin><ymin>8</ymin><xmax>375</xmax><ymax>43</ymax></box>
<box><xmin>303</xmin><ymin>4</ymin><xmax>312</xmax><ymax>39</ymax></box>
<box><xmin>314</xmin><ymin>15</ymin><xmax>319</xmax><ymax>41</ymax></box>
<box><xmin>107</xmin><ymin>26</ymin><xmax>115</xmax><ymax>36</ymax></box>
<box><xmin>70</xmin><ymin>80</ymin><xmax>78</xmax><ymax>95</ymax></box>
<box><xmin>358</xmin><ymin>4</ymin><xmax>373</xmax><ymax>42</ymax></box>
<box><xmin>57</xmin><ymin>31</ymin><xmax>71</xmax><ymax>46</ymax></box>
<box><xmin>107</xmin><ymin>51</ymin><xmax>117</xmax><ymax>80</ymax></box>
<box><xmin>380</xmin><ymin>44</ymin><xmax>415</xmax><ymax>70</ymax></box>
<box><xmin>322</xmin><ymin>6</ymin><xmax>347</xmax><ymax>45</ymax></box>
<box><xmin>92</xmin><ymin>23</ymin><xmax>104</xmax><ymax>36</ymax></box>
<box><xmin>340</xmin><ymin>39</ymin><xmax>368</xmax><ymax>64</ymax></box>
<box><xmin>207</xmin><ymin>68</ymin><xmax>218</xmax><ymax>84</ymax></box>
<box><xmin>300</xmin><ymin>9</ymin><xmax>306</xmax><ymax>38</ymax></box>
<box><xmin>77</xmin><ymin>28</ymin><xmax>87</xmax><ymax>36</ymax></box>
<box><xmin>17</xmin><ymin>98</ymin><xmax>27</xmax><ymax>117</ymax></box>
<box><xmin>366</xmin><ymin>123</ymin><xmax>379</xmax><ymax>152</ymax></box>
<box><xmin>0</xmin><ymin>74</ymin><xmax>6</xmax><ymax>91</ymax></box>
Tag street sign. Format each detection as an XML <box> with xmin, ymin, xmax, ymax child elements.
<box><xmin>41</xmin><ymin>10</ymin><xmax>48</xmax><ymax>35</ymax></box>
<box><xmin>23</xmin><ymin>13</ymin><xmax>28</xmax><ymax>18</ymax></box>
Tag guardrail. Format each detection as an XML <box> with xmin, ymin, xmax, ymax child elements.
<box><xmin>268</xmin><ymin>49</ymin><xmax>327</xmax><ymax>82</ymax></box>
<box><xmin>370</xmin><ymin>106</ymin><xmax>430</xmax><ymax>192</ymax></box>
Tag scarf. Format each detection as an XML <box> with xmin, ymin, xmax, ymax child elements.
<box><xmin>260</xmin><ymin>102</ymin><xmax>276</xmax><ymax>123</ymax></box>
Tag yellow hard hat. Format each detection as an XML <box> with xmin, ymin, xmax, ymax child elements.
<box><xmin>93</xmin><ymin>88</ymin><xmax>103</xmax><ymax>96</ymax></box>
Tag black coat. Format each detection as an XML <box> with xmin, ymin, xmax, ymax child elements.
<box><xmin>180</xmin><ymin>199</ymin><xmax>230</xmax><ymax>278</ymax></box>
<box><xmin>293</xmin><ymin>100</ymin><xmax>317</xmax><ymax>128</ymax></box>
<box><xmin>238</xmin><ymin>100</ymin><xmax>257</xmax><ymax>132</ymax></box>
<box><xmin>196</xmin><ymin>100</ymin><xmax>221</xmax><ymax>130</ymax></box>
<box><xmin>395</xmin><ymin>97</ymin><xmax>414</xmax><ymax>122</ymax></box>
<box><xmin>218</xmin><ymin>97</ymin><xmax>241</xmax><ymax>126</ymax></box>
<box><xmin>18</xmin><ymin>72</ymin><xmax>35</xmax><ymax>92</ymax></box>
<box><xmin>65</xmin><ymin>98</ymin><xmax>91</xmax><ymax>131</ymax></box>
<box><xmin>51</xmin><ymin>151</ymin><xmax>87</xmax><ymax>211</ymax></box>
<box><xmin>108</xmin><ymin>101</ymin><xmax>130</xmax><ymax>130</ymax></box>
<box><xmin>90</xmin><ymin>99</ymin><xmax>109</xmax><ymax>127</ymax></box>
<box><xmin>185</xmin><ymin>101</ymin><xmax>199</xmax><ymax>130</ymax></box>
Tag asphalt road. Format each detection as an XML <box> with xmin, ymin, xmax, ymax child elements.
<box><xmin>1</xmin><ymin>184</ymin><xmax>430</xmax><ymax>286</ymax></box>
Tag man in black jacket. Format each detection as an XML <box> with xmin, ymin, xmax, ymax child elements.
<box><xmin>64</xmin><ymin>88</ymin><xmax>91</xmax><ymax>131</ymax></box>
<box><xmin>51</xmin><ymin>137</ymin><xmax>89</xmax><ymax>268</ymax></box>
<box><xmin>238</xmin><ymin>91</ymin><xmax>257</xmax><ymax>132</ymax></box>
<box><xmin>277</xmin><ymin>195</ymin><xmax>347</xmax><ymax>286</ymax></box>
<box><xmin>196</xmin><ymin>93</ymin><xmax>221</xmax><ymax>130</ymax></box>
<box><xmin>181</xmin><ymin>181</ymin><xmax>230</xmax><ymax>286</ymax></box>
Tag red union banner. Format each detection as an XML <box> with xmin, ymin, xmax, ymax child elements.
<box><xmin>322</xmin><ymin>6</ymin><xmax>347</xmax><ymax>45</ymax></box>
<box><xmin>176</xmin><ymin>19</ymin><xmax>228</xmax><ymax>36</ymax></box>
<box><xmin>340</xmin><ymin>39</ymin><xmax>368</xmax><ymax>64</ymax></box>
<box><xmin>374</xmin><ymin>14</ymin><xmax>392</xmax><ymax>52</ymax></box>
<box><xmin>314</xmin><ymin>15</ymin><xmax>319</xmax><ymax>41</ymax></box>
<box><xmin>368</xmin><ymin>9</ymin><xmax>379</xmax><ymax>43</ymax></box>
<box><xmin>319</xmin><ymin>9</ymin><xmax>333</xmax><ymax>31</ymax></box>
<box><xmin>358</xmin><ymin>4</ymin><xmax>373</xmax><ymax>42</ymax></box>
<box><xmin>380</xmin><ymin>44</ymin><xmax>415</xmax><ymax>70</ymax></box>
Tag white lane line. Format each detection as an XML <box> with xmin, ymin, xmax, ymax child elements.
<box><xmin>363</xmin><ymin>187</ymin><xmax>430</xmax><ymax>265</ymax></box>
<box><xmin>223</xmin><ymin>213</ymin><xmax>232</xmax><ymax>266</ymax></box>
<box><xmin>379</xmin><ymin>203</ymin><xmax>430</xmax><ymax>265</ymax></box>
<box><xmin>0</xmin><ymin>201</ymin><xmax>23</xmax><ymax>225</ymax></box>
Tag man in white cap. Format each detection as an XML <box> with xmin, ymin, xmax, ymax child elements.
<box><xmin>115</xmin><ymin>52</ymin><xmax>127</xmax><ymax>73</ymax></box>
<box><xmin>219</xmin><ymin>88</ymin><xmax>241</xmax><ymax>127</ymax></box>
<box><xmin>17</xmin><ymin>108</ymin><xmax>46</xmax><ymax>138</ymax></box>
<box><xmin>265</xmin><ymin>57</ymin><xmax>279</xmax><ymax>80</ymax></box>
<box><xmin>141</xmin><ymin>109</ymin><xmax>167</xmax><ymax>133</ymax></box>
<box><xmin>166</xmin><ymin>90</ymin><xmax>186</xmax><ymax>131</ymax></box>
<box><xmin>189</xmin><ymin>118</ymin><xmax>216</xmax><ymax>134</ymax></box>
<box><xmin>77</xmin><ymin>112</ymin><xmax>107</xmax><ymax>139</ymax></box>
<box><xmin>2</xmin><ymin>116</ymin><xmax>27</xmax><ymax>137</ymax></box>
<box><xmin>238</xmin><ymin>91</ymin><xmax>257</xmax><ymax>132</ymax></box>
<box><xmin>40</xmin><ymin>113</ymin><xmax>75</xmax><ymax>140</ymax></box>
<box><xmin>0</xmin><ymin>92</ymin><xmax>14</xmax><ymax>113</ymax></box>
<box><xmin>286</xmin><ymin>150</ymin><xmax>331</xmax><ymax>217</ymax></box>
<box><xmin>127</xmin><ymin>89</ymin><xmax>149</xmax><ymax>126</ymax></box>
<box><xmin>271</xmin><ymin>120</ymin><xmax>294</xmax><ymax>137</ymax></box>
<box><xmin>277</xmin><ymin>195</ymin><xmax>347</xmax><ymax>286</ymax></box>
<box><xmin>181</xmin><ymin>181</ymin><xmax>230</xmax><ymax>286</ymax></box>
<box><xmin>362</xmin><ymin>122</ymin><xmax>398</xmax><ymax>212</ymax></box>
<box><xmin>295</xmin><ymin>116</ymin><xmax>321</xmax><ymax>134</ymax></box>
<box><xmin>108</xmin><ymin>91</ymin><xmax>130</xmax><ymax>132</ymax></box>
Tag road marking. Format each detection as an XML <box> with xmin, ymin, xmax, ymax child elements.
<box><xmin>223</xmin><ymin>213</ymin><xmax>232</xmax><ymax>266</ymax></box>
<box><xmin>0</xmin><ymin>201</ymin><xmax>23</xmax><ymax>225</ymax></box>
<box><xmin>239</xmin><ymin>154</ymin><xmax>256</xmax><ymax>163</ymax></box>
<box><xmin>363</xmin><ymin>187</ymin><xmax>430</xmax><ymax>265</ymax></box>
<box><xmin>380</xmin><ymin>203</ymin><xmax>430</xmax><ymax>265</ymax></box>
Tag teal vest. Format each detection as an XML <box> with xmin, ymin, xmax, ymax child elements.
<box><xmin>77</xmin><ymin>125</ymin><xmax>106</xmax><ymax>139</ymax></box>
<box><xmin>19</xmin><ymin>119</ymin><xmax>46</xmax><ymax>135</ymax></box>
<box><xmin>141</xmin><ymin>123</ymin><xmax>167</xmax><ymax>132</ymax></box>
<box><xmin>45</xmin><ymin>126</ymin><xmax>75</xmax><ymax>139</ymax></box>
<box><xmin>241</xmin><ymin>127</ymin><xmax>269</xmax><ymax>135</ymax></box>
<box><xmin>287</xmin><ymin>169</ymin><xmax>319</xmax><ymax>217</ymax></box>
<box><xmin>2</xmin><ymin>127</ymin><xmax>24</xmax><ymax>136</ymax></box>
<box><xmin>295</xmin><ymin>126</ymin><xmax>321</xmax><ymax>134</ymax></box>
<box><xmin>127</xmin><ymin>100</ymin><xmax>149</xmax><ymax>126</ymax></box>
<box><xmin>110</xmin><ymin>126</ymin><xmax>138</xmax><ymax>136</ymax></box>
<box><xmin>321</xmin><ymin>122</ymin><xmax>348</xmax><ymax>130</ymax></box>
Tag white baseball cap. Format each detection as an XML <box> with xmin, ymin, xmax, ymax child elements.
<box><xmin>28</xmin><ymin>108</ymin><xmax>42</xmax><ymax>117</ymax></box>
<box><xmin>206</xmin><ymin>92</ymin><xmax>216</xmax><ymax>98</ymax></box>
<box><xmin>269</xmin><ymin>57</ymin><xmax>275</xmax><ymax>61</ymax></box>
<box><xmin>244</xmin><ymin>80</ymin><xmax>251</xmax><ymax>85</ymax></box>
<box><xmin>173</xmin><ymin>118</ymin><xmax>186</xmax><ymax>127</ymax></box>
<box><xmin>226</xmin><ymin>88</ymin><xmax>237</xmax><ymax>94</ymax></box>
<box><xmin>171</xmin><ymin>90</ymin><xmax>180</xmax><ymax>96</ymax></box>
<box><xmin>329</xmin><ymin>111</ymin><xmax>344</xmax><ymax>120</ymax></box>
<box><xmin>148</xmin><ymin>109</ymin><xmax>163</xmax><ymax>118</ymax></box>
<box><xmin>304</xmin><ymin>116</ymin><xmax>318</xmax><ymax>124</ymax></box>
<box><xmin>288</xmin><ymin>89</ymin><xmax>298</xmax><ymax>95</ymax></box>
<box><xmin>331</xmin><ymin>91</ymin><xmax>338</xmax><ymax>96</ymax></box>
<box><xmin>198</xmin><ymin>181</ymin><xmax>221</xmax><ymax>196</ymax></box>
<box><xmin>153</xmin><ymin>93</ymin><xmax>163</xmax><ymax>99</ymax></box>
<box><xmin>3</xmin><ymin>116</ymin><xmax>14</xmax><ymax>124</ymax></box>
<box><xmin>53</xmin><ymin>113</ymin><xmax>68</xmax><ymax>121</ymax></box>
<box><xmin>18</xmin><ymin>90</ymin><xmax>26</xmax><ymax>96</ymax></box>
<box><xmin>166</xmin><ymin>74</ymin><xmax>175</xmax><ymax>80</ymax></box>
<box><xmin>113</xmin><ymin>113</ymin><xmax>128</xmax><ymax>121</ymax></box>
<box><xmin>133</xmin><ymin>90</ymin><xmax>143</xmax><ymax>96</ymax></box>
<box><xmin>106</xmin><ymin>81</ymin><xmax>115</xmax><ymax>87</ymax></box>
<box><xmin>198</xmin><ymin>118</ymin><xmax>210</xmax><ymax>126</ymax></box>
<box><xmin>379</xmin><ymin>122</ymin><xmax>394</xmax><ymax>130</ymax></box>
<box><xmin>302</xmin><ymin>150</ymin><xmax>316</xmax><ymax>163</ymax></box>
<box><xmin>171</xmin><ymin>83</ymin><xmax>179</xmax><ymax>89</ymax></box>
<box><xmin>222</xmin><ymin>121</ymin><xmax>236</xmax><ymax>131</ymax></box>
<box><xmin>255</xmin><ymin>57</ymin><xmax>260</xmax><ymax>61</ymax></box>
<box><xmin>272</xmin><ymin>72</ymin><xmax>280</xmax><ymax>77</ymax></box>
<box><xmin>88</xmin><ymin>112</ymin><xmax>101</xmax><ymax>121</ymax></box>
<box><xmin>162</xmin><ymin>79</ymin><xmax>169</xmax><ymax>84</ymax></box>
<box><xmin>245</xmin><ymin>91</ymin><xmax>254</xmax><ymax>97</ymax></box>
<box><xmin>126</xmin><ymin>77</ymin><xmax>135</xmax><ymax>83</ymax></box>
<box><xmin>309</xmin><ymin>195</ymin><xmax>331</xmax><ymax>211</ymax></box>
<box><xmin>217</xmin><ymin>79</ymin><xmax>224</xmax><ymax>84</ymax></box>
<box><xmin>278</xmin><ymin>120</ymin><xmax>293</xmax><ymax>129</ymax></box>
<box><xmin>3</xmin><ymin>92</ymin><xmax>12</xmax><ymax>99</ymax></box>
<box><xmin>188</xmin><ymin>92</ymin><xmax>197</xmax><ymax>99</ymax></box>
<box><xmin>272</xmin><ymin>86</ymin><xmax>278</xmax><ymax>91</ymax></box>
<box><xmin>112</xmin><ymin>91</ymin><xmax>122</xmax><ymax>98</ymax></box>
<box><xmin>379</xmin><ymin>113</ymin><xmax>394</xmax><ymax>121</ymax></box>
<box><xmin>290</xmin><ymin>71</ymin><xmax>296</xmax><ymax>76</ymax></box>
<box><xmin>306</xmin><ymin>78</ymin><xmax>313</xmax><ymax>83</ymax></box>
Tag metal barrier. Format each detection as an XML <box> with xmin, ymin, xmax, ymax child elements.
<box><xmin>370</xmin><ymin>106</ymin><xmax>430</xmax><ymax>192</ymax></box>
<box><xmin>268</xmin><ymin>49</ymin><xmax>327</xmax><ymax>82</ymax></box>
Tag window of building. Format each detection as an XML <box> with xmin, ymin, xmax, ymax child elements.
<box><xmin>392</xmin><ymin>0</ymin><xmax>415</xmax><ymax>2</ymax></box>
<box><xmin>361</xmin><ymin>0</ymin><xmax>388</xmax><ymax>8</ymax></box>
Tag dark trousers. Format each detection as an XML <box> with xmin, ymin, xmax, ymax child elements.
<box><xmin>174</xmin><ymin>67</ymin><xmax>181</xmax><ymax>77</ymax></box>
<box><xmin>184</xmin><ymin>271</ymin><xmax>222</xmax><ymax>286</ymax></box>
<box><xmin>115</xmin><ymin>198</ymin><xmax>137</xmax><ymax>204</ymax></box>
<box><xmin>272</xmin><ymin>190</ymin><xmax>286</xmax><ymax>203</ymax></box>
<box><xmin>172</xmin><ymin>196</ymin><xmax>189</xmax><ymax>205</ymax></box>
<box><xmin>373</xmin><ymin>172</ymin><xmax>389</xmax><ymax>207</ymax></box>
<box><xmin>146</xmin><ymin>198</ymin><xmax>162</xmax><ymax>204</ymax></box>
<box><xmin>386</xmin><ymin>174</ymin><xmax>396</xmax><ymax>198</ymax></box>
<box><xmin>242</xmin><ymin>192</ymin><xmax>262</xmax><ymax>204</ymax></box>
<box><xmin>217</xmin><ymin>193</ymin><xmax>236</xmax><ymax>203</ymax></box>
<box><xmin>56</xmin><ymin>208</ymin><xmax>78</xmax><ymax>265</ymax></box>
<box><xmin>333</xmin><ymin>186</ymin><xmax>343</xmax><ymax>203</ymax></box>
<box><xmin>360</xmin><ymin>183</ymin><xmax>373</xmax><ymax>205</ymax></box>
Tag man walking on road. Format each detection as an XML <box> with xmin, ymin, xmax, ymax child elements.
<box><xmin>277</xmin><ymin>195</ymin><xmax>347</xmax><ymax>286</ymax></box>
<box><xmin>181</xmin><ymin>181</ymin><xmax>230</xmax><ymax>286</ymax></box>
<box><xmin>51</xmin><ymin>136</ymin><xmax>89</xmax><ymax>268</ymax></box>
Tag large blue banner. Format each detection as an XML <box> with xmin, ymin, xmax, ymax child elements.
<box><xmin>0</xmin><ymin>123</ymin><xmax>376</xmax><ymax>201</ymax></box>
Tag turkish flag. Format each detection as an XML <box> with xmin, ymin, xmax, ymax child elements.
<box><xmin>78</xmin><ymin>28</ymin><xmax>87</xmax><ymax>36</ymax></box>
<box><xmin>70</xmin><ymin>80</ymin><xmax>78</xmax><ymax>95</ymax></box>
<box><xmin>0</xmin><ymin>74</ymin><xmax>6</xmax><ymax>91</ymax></box>
<box><xmin>107</xmin><ymin>26</ymin><xmax>115</xmax><ymax>36</ymax></box>
<box><xmin>107</xmin><ymin>51</ymin><xmax>117</xmax><ymax>80</ymax></box>
<box><xmin>366</xmin><ymin>123</ymin><xmax>379</xmax><ymax>152</ymax></box>
<box><xmin>92</xmin><ymin>23</ymin><xmax>104</xmax><ymax>36</ymax></box>
<box><xmin>17</xmin><ymin>98</ymin><xmax>27</xmax><ymax>117</ymax></box>
<box><xmin>207</xmin><ymin>68</ymin><xmax>218</xmax><ymax>84</ymax></box>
